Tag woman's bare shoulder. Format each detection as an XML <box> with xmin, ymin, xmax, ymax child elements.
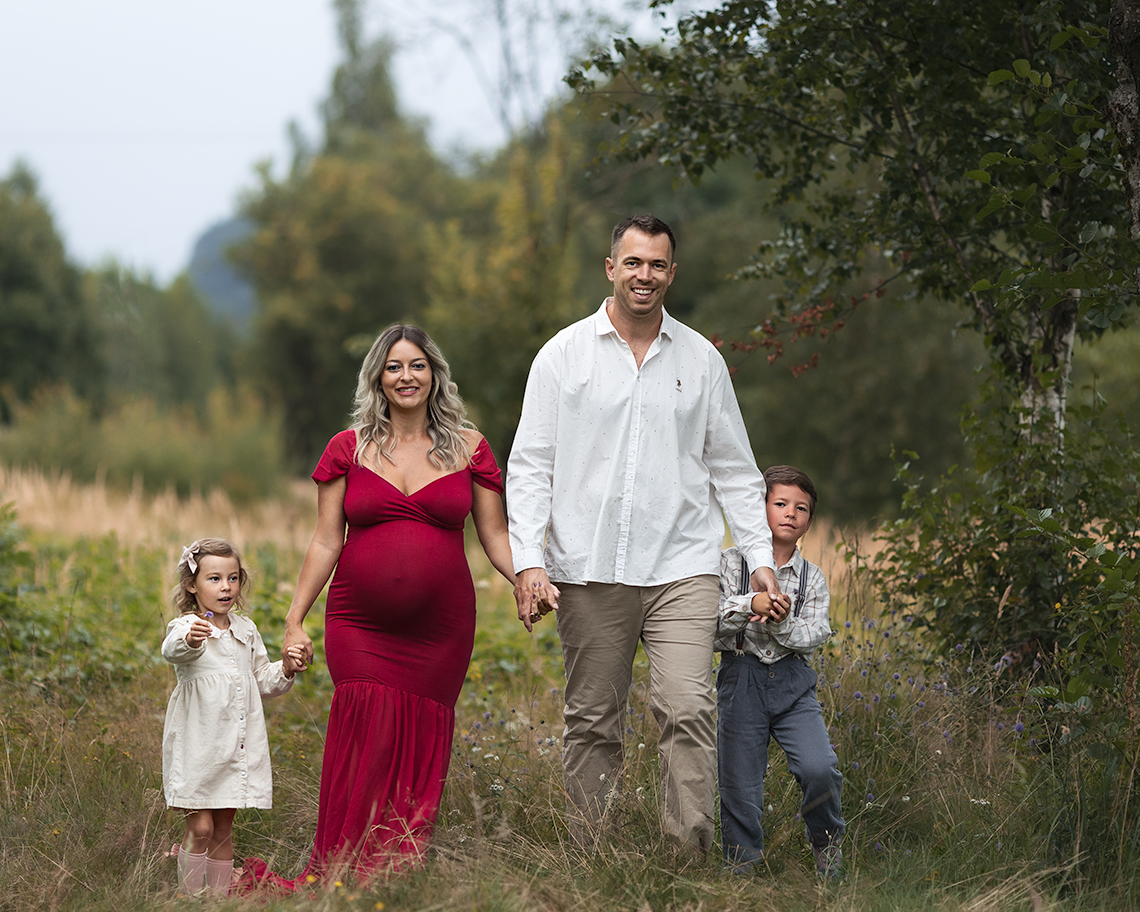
<box><xmin>460</xmin><ymin>427</ymin><xmax>484</xmax><ymax>457</ymax></box>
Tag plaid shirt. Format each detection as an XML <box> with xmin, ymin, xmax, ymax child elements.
<box><xmin>713</xmin><ymin>545</ymin><xmax>833</xmax><ymax>663</ymax></box>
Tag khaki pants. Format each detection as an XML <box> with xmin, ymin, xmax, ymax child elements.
<box><xmin>555</xmin><ymin>575</ymin><xmax>719</xmax><ymax>851</ymax></box>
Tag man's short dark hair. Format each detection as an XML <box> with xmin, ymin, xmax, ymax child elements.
<box><xmin>763</xmin><ymin>465</ymin><xmax>818</xmax><ymax>517</ymax></box>
<box><xmin>611</xmin><ymin>215</ymin><xmax>677</xmax><ymax>262</ymax></box>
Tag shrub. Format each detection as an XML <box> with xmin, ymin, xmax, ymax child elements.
<box><xmin>0</xmin><ymin>384</ymin><xmax>288</xmax><ymax>502</ymax></box>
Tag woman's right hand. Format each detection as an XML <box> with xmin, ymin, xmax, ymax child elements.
<box><xmin>283</xmin><ymin>623</ymin><xmax>314</xmax><ymax>668</ymax></box>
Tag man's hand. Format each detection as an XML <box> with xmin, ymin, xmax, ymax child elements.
<box><xmin>513</xmin><ymin>567</ymin><xmax>561</xmax><ymax>633</ymax></box>
<box><xmin>749</xmin><ymin>566</ymin><xmax>785</xmax><ymax>624</ymax></box>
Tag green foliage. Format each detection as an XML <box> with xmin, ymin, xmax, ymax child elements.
<box><xmin>572</xmin><ymin>0</ymin><xmax>1136</xmax><ymax>425</ymax></box>
<box><xmin>728</xmin><ymin>292</ymin><xmax>985</xmax><ymax>522</ymax></box>
<box><xmin>236</xmin><ymin>9</ymin><xmax>460</xmax><ymax>467</ymax></box>
<box><xmin>870</xmin><ymin>371</ymin><xmax>1140</xmax><ymax>656</ymax></box>
<box><xmin>0</xmin><ymin>502</ymin><xmax>31</xmax><ymax>623</ymax></box>
<box><xmin>0</xmin><ymin>162</ymin><xmax>102</xmax><ymax>420</ymax></box>
<box><xmin>0</xmin><ymin>385</ymin><xmax>287</xmax><ymax>502</ymax></box>
<box><xmin>88</xmin><ymin>267</ymin><xmax>231</xmax><ymax>411</ymax></box>
<box><xmin>8</xmin><ymin>524</ymin><xmax>1140</xmax><ymax>906</ymax></box>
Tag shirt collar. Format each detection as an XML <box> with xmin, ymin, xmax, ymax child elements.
<box><xmin>593</xmin><ymin>299</ymin><xmax>676</xmax><ymax>341</ymax></box>
<box><xmin>215</xmin><ymin>612</ymin><xmax>256</xmax><ymax>643</ymax></box>
<box><xmin>777</xmin><ymin>546</ymin><xmax>804</xmax><ymax>572</ymax></box>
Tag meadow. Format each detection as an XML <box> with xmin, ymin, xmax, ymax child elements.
<box><xmin>0</xmin><ymin>467</ymin><xmax>1134</xmax><ymax>911</ymax></box>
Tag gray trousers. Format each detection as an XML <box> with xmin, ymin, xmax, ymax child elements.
<box><xmin>556</xmin><ymin>576</ymin><xmax>719</xmax><ymax>851</ymax></box>
<box><xmin>716</xmin><ymin>651</ymin><xmax>844</xmax><ymax>869</ymax></box>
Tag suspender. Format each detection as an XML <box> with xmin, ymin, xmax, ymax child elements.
<box><xmin>733</xmin><ymin>553</ymin><xmax>811</xmax><ymax>654</ymax></box>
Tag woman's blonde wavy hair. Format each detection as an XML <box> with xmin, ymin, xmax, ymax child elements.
<box><xmin>352</xmin><ymin>324</ymin><xmax>473</xmax><ymax>471</ymax></box>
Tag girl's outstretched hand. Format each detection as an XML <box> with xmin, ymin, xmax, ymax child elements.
<box><xmin>185</xmin><ymin>618</ymin><xmax>212</xmax><ymax>648</ymax></box>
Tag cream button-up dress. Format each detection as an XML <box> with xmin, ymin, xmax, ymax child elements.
<box><xmin>161</xmin><ymin>613</ymin><xmax>293</xmax><ymax>809</ymax></box>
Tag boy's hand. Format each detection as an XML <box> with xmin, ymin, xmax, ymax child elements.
<box><xmin>185</xmin><ymin>618</ymin><xmax>212</xmax><ymax>648</ymax></box>
<box><xmin>749</xmin><ymin>591</ymin><xmax>791</xmax><ymax>624</ymax></box>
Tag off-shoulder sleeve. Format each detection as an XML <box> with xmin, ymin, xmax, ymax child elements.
<box><xmin>312</xmin><ymin>429</ymin><xmax>357</xmax><ymax>483</ymax></box>
<box><xmin>470</xmin><ymin>437</ymin><xmax>504</xmax><ymax>494</ymax></box>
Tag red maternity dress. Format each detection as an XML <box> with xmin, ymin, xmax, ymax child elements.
<box><xmin>243</xmin><ymin>429</ymin><xmax>502</xmax><ymax>887</ymax></box>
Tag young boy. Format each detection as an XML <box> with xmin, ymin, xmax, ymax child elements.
<box><xmin>715</xmin><ymin>465</ymin><xmax>844</xmax><ymax>880</ymax></box>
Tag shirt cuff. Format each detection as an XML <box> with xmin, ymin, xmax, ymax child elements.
<box><xmin>743</xmin><ymin>545</ymin><xmax>776</xmax><ymax>574</ymax></box>
<box><xmin>512</xmin><ymin>547</ymin><xmax>547</xmax><ymax>575</ymax></box>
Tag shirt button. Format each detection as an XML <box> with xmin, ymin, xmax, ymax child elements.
<box><xmin>769</xmin><ymin>670</ymin><xmax>776</xmax><ymax>679</ymax></box>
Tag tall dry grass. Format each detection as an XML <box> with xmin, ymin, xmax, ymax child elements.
<box><xmin>0</xmin><ymin>465</ymin><xmax>316</xmax><ymax>552</ymax></box>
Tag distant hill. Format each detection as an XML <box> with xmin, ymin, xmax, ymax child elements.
<box><xmin>188</xmin><ymin>218</ymin><xmax>257</xmax><ymax>328</ymax></box>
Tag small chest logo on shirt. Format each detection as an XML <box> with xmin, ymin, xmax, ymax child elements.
<box><xmin>676</xmin><ymin>379</ymin><xmax>682</xmax><ymax>390</ymax></box>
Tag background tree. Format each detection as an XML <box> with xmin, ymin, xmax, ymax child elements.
<box><xmin>571</xmin><ymin>0</ymin><xmax>1139</xmax><ymax>653</ymax></box>
<box><xmin>235</xmin><ymin>0</ymin><xmax>458</xmax><ymax>466</ymax></box>
<box><xmin>0</xmin><ymin>163</ymin><xmax>102</xmax><ymax>421</ymax></box>
<box><xmin>571</xmin><ymin>0</ymin><xmax>1134</xmax><ymax>432</ymax></box>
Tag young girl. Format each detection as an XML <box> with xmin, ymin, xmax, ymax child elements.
<box><xmin>162</xmin><ymin>538</ymin><xmax>306</xmax><ymax>896</ymax></box>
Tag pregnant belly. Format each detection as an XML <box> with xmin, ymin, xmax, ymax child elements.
<box><xmin>324</xmin><ymin>521</ymin><xmax>476</xmax><ymax>702</ymax></box>
<box><xmin>326</xmin><ymin>521</ymin><xmax>472</xmax><ymax>633</ymax></box>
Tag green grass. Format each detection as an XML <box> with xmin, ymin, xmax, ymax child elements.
<box><xmin>1</xmin><ymin>519</ymin><xmax>1139</xmax><ymax>911</ymax></box>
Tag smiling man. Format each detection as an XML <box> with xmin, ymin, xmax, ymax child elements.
<box><xmin>507</xmin><ymin>214</ymin><xmax>782</xmax><ymax>853</ymax></box>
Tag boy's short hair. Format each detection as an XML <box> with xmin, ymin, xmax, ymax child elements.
<box><xmin>763</xmin><ymin>465</ymin><xmax>818</xmax><ymax>517</ymax></box>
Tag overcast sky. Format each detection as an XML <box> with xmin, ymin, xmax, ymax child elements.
<box><xmin>0</xmin><ymin>1</ymin><xmax>707</xmax><ymax>283</ymax></box>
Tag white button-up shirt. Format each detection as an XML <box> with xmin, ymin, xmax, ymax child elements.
<box><xmin>508</xmin><ymin>301</ymin><xmax>774</xmax><ymax>586</ymax></box>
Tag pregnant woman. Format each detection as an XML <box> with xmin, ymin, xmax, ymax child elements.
<box><xmin>245</xmin><ymin>324</ymin><xmax>537</xmax><ymax>885</ymax></box>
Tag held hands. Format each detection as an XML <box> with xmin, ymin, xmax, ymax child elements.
<box><xmin>748</xmin><ymin>566</ymin><xmax>787</xmax><ymax>624</ymax></box>
<box><xmin>749</xmin><ymin>590</ymin><xmax>791</xmax><ymax>624</ymax></box>
<box><xmin>282</xmin><ymin>644</ymin><xmax>308</xmax><ymax>678</ymax></box>
<box><xmin>283</xmin><ymin>623</ymin><xmax>315</xmax><ymax>670</ymax></box>
<box><xmin>513</xmin><ymin>567</ymin><xmax>561</xmax><ymax>633</ymax></box>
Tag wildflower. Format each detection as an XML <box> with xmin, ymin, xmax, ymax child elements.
<box><xmin>845</xmin><ymin>621</ymin><xmax>852</xmax><ymax>628</ymax></box>
<box><xmin>893</xmin><ymin>673</ymin><xmax>900</xmax><ymax>681</ymax></box>
<box><xmin>852</xmin><ymin>762</ymin><xmax>859</xmax><ymax>770</ymax></box>
<box><xmin>955</xmin><ymin>644</ymin><xmax>963</xmax><ymax>652</ymax></box>
<box><xmin>484</xmin><ymin>711</ymin><xmax>492</xmax><ymax>720</ymax></box>
<box><xmin>970</xmin><ymin>798</ymin><xmax>990</xmax><ymax>806</ymax></box>
<box><xmin>873</xmin><ymin>694</ymin><xmax>881</xmax><ymax>703</ymax></box>
<box><xmin>626</xmin><ymin>726</ymin><xmax>634</xmax><ymax>734</ymax></box>
<box><xmin>1014</xmin><ymin>722</ymin><xmax>1024</xmax><ymax>733</ymax></box>
<box><xmin>902</xmin><ymin>795</ymin><xmax>911</xmax><ymax>803</ymax></box>
<box><xmin>637</xmin><ymin>742</ymin><xmax>646</xmax><ymax>749</ymax></box>
<box><xmin>867</xmin><ymin>793</ymin><xmax>874</xmax><ymax>801</ymax></box>
<box><xmin>854</xmin><ymin>691</ymin><xmax>863</xmax><ymax>700</ymax></box>
<box><xmin>875</xmin><ymin>842</ymin><xmax>883</xmax><ymax>852</ymax></box>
